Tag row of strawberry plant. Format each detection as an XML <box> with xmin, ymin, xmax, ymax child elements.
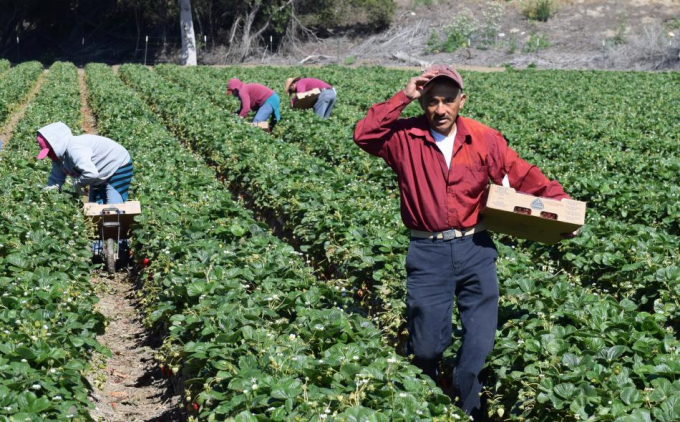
<box><xmin>127</xmin><ymin>64</ymin><xmax>679</xmax><ymax>421</ymax></box>
<box><xmin>85</xmin><ymin>63</ymin><xmax>464</xmax><ymax>421</ymax></box>
<box><xmin>0</xmin><ymin>61</ymin><xmax>43</xmax><ymax>132</ymax></box>
<box><xmin>0</xmin><ymin>59</ymin><xmax>9</xmax><ymax>74</ymax></box>
<box><xmin>0</xmin><ymin>62</ymin><xmax>106</xmax><ymax>420</ymax></box>
<box><xmin>153</xmin><ymin>65</ymin><xmax>398</xmax><ymax>191</ymax></box>
<box><xmin>164</xmin><ymin>65</ymin><xmax>678</xmax><ymax>322</ymax></box>
<box><xmin>124</xmin><ymin>64</ymin><xmax>414</xmax><ymax>339</ymax></box>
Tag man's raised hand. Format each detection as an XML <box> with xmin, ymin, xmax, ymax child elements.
<box><xmin>403</xmin><ymin>70</ymin><xmax>439</xmax><ymax>101</ymax></box>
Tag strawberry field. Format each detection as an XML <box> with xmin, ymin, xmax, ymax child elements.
<box><xmin>0</xmin><ymin>61</ymin><xmax>677</xmax><ymax>421</ymax></box>
<box><xmin>0</xmin><ymin>62</ymin><xmax>106</xmax><ymax>420</ymax></box>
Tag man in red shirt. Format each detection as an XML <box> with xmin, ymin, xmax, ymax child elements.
<box><xmin>285</xmin><ymin>77</ymin><xmax>336</xmax><ymax>118</ymax></box>
<box><xmin>354</xmin><ymin>65</ymin><xmax>573</xmax><ymax>416</ymax></box>
<box><xmin>227</xmin><ymin>78</ymin><xmax>281</xmax><ymax>127</ymax></box>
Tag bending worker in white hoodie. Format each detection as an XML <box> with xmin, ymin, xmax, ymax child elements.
<box><xmin>36</xmin><ymin>122</ymin><xmax>133</xmax><ymax>204</ymax></box>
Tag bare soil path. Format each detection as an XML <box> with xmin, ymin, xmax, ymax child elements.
<box><xmin>78</xmin><ymin>68</ymin><xmax>98</xmax><ymax>134</ymax></box>
<box><xmin>79</xmin><ymin>67</ymin><xmax>182</xmax><ymax>421</ymax></box>
<box><xmin>0</xmin><ymin>70</ymin><xmax>47</xmax><ymax>146</ymax></box>
<box><xmin>87</xmin><ymin>273</ymin><xmax>182</xmax><ymax>421</ymax></box>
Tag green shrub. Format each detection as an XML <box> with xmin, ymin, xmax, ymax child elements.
<box><xmin>440</xmin><ymin>9</ymin><xmax>478</xmax><ymax>52</ymax></box>
<box><xmin>523</xmin><ymin>32</ymin><xmax>551</xmax><ymax>53</ymax></box>
<box><xmin>521</xmin><ymin>0</ymin><xmax>555</xmax><ymax>22</ymax></box>
<box><xmin>346</xmin><ymin>0</ymin><xmax>397</xmax><ymax>28</ymax></box>
<box><xmin>425</xmin><ymin>29</ymin><xmax>441</xmax><ymax>53</ymax></box>
<box><xmin>663</xmin><ymin>17</ymin><xmax>680</xmax><ymax>31</ymax></box>
<box><xmin>424</xmin><ymin>2</ymin><xmax>506</xmax><ymax>53</ymax></box>
<box><xmin>505</xmin><ymin>33</ymin><xmax>519</xmax><ymax>54</ymax></box>
<box><xmin>480</xmin><ymin>1</ymin><xmax>505</xmax><ymax>45</ymax></box>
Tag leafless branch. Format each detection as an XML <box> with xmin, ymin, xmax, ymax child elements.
<box><xmin>299</xmin><ymin>54</ymin><xmax>333</xmax><ymax>64</ymax></box>
<box><xmin>350</xmin><ymin>20</ymin><xmax>430</xmax><ymax>59</ymax></box>
<box><xmin>392</xmin><ymin>51</ymin><xmax>431</xmax><ymax>67</ymax></box>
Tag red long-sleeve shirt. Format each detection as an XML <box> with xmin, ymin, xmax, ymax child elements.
<box><xmin>354</xmin><ymin>91</ymin><xmax>570</xmax><ymax>232</ymax></box>
<box><xmin>291</xmin><ymin>78</ymin><xmax>332</xmax><ymax>107</ymax></box>
<box><xmin>235</xmin><ymin>83</ymin><xmax>274</xmax><ymax>117</ymax></box>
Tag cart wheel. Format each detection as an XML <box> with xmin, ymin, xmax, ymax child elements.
<box><xmin>105</xmin><ymin>238</ymin><xmax>116</xmax><ymax>274</ymax></box>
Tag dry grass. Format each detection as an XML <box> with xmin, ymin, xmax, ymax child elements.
<box><xmin>609</xmin><ymin>24</ymin><xmax>679</xmax><ymax>70</ymax></box>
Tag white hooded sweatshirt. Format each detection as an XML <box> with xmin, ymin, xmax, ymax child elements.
<box><xmin>39</xmin><ymin>122</ymin><xmax>131</xmax><ymax>188</ymax></box>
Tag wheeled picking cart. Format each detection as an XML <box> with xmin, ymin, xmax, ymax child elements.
<box><xmin>84</xmin><ymin>201</ymin><xmax>141</xmax><ymax>274</ymax></box>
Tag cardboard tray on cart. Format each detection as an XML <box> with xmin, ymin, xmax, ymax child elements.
<box><xmin>481</xmin><ymin>185</ymin><xmax>586</xmax><ymax>244</ymax></box>
<box><xmin>83</xmin><ymin>201</ymin><xmax>141</xmax><ymax>237</ymax></box>
<box><xmin>251</xmin><ymin>121</ymin><xmax>270</xmax><ymax>132</ymax></box>
<box><xmin>293</xmin><ymin>88</ymin><xmax>321</xmax><ymax>109</ymax></box>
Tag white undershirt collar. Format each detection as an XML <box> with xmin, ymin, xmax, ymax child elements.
<box><xmin>430</xmin><ymin>126</ymin><xmax>457</xmax><ymax>169</ymax></box>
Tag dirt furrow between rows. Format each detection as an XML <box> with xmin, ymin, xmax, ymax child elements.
<box><xmin>87</xmin><ymin>273</ymin><xmax>181</xmax><ymax>421</ymax></box>
<box><xmin>78</xmin><ymin>68</ymin><xmax>99</xmax><ymax>134</ymax></box>
<box><xmin>79</xmin><ymin>68</ymin><xmax>182</xmax><ymax>421</ymax></box>
<box><xmin>0</xmin><ymin>69</ymin><xmax>47</xmax><ymax>146</ymax></box>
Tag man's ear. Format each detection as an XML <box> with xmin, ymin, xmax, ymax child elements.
<box><xmin>459</xmin><ymin>93</ymin><xmax>467</xmax><ymax>110</ymax></box>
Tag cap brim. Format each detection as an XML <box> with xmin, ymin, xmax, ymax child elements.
<box><xmin>37</xmin><ymin>148</ymin><xmax>50</xmax><ymax>160</ymax></box>
<box><xmin>424</xmin><ymin>74</ymin><xmax>462</xmax><ymax>88</ymax></box>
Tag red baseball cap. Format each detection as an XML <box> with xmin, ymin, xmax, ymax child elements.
<box><xmin>423</xmin><ymin>64</ymin><xmax>464</xmax><ymax>90</ymax></box>
<box><xmin>36</xmin><ymin>134</ymin><xmax>51</xmax><ymax>160</ymax></box>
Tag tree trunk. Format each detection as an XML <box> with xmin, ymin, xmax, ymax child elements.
<box><xmin>238</xmin><ymin>3</ymin><xmax>260</xmax><ymax>62</ymax></box>
<box><xmin>179</xmin><ymin>0</ymin><xmax>197</xmax><ymax>66</ymax></box>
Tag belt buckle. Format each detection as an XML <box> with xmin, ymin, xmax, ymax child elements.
<box><xmin>442</xmin><ymin>229</ymin><xmax>456</xmax><ymax>241</ymax></box>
